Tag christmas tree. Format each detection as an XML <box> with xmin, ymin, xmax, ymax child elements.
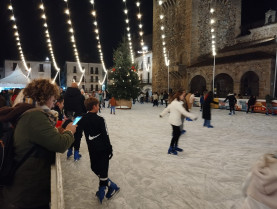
<box><xmin>108</xmin><ymin>39</ymin><xmax>140</xmax><ymax>100</ymax></box>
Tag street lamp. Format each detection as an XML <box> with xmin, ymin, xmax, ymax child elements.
<box><xmin>273</xmin><ymin>37</ymin><xmax>277</xmax><ymax>98</ymax></box>
<box><xmin>165</xmin><ymin>51</ymin><xmax>170</xmax><ymax>93</ymax></box>
<box><xmin>213</xmin><ymin>52</ymin><xmax>216</xmax><ymax>94</ymax></box>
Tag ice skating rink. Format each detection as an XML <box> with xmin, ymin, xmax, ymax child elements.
<box><xmin>60</xmin><ymin>103</ymin><xmax>277</xmax><ymax>209</ymax></box>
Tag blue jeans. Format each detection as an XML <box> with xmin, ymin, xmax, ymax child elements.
<box><xmin>111</xmin><ymin>106</ymin><xmax>115</xmax><ymax>114</ymax></box>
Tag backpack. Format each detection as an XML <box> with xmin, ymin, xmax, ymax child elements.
<box><xmin>0</xmin><ymin>113</ymin><xmax>36</xmax><ymax>186</ymax></box>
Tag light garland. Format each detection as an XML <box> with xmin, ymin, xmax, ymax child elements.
<box><xmin>8</xmin><ymin>1</ymin><xmax>31</xmax><ymax>79</ymax></box>
<box><xmin>210</xmin><ymin>8</ymin><xmax>216</xmax><ymax>56</ymax></box>
<box><xmin>210</xmin><ymin>7</ymin><xmax>217</xmax><ymax>94</ymax></box>
<box><xmin>88</xmin><ymin>0</ymin><xmax>107</xmax><ymax>86</ymax></box>
<box><xmin>157</xmin><ymin>0</ymin><xmax>169</xmax><ymax>66</ymax></box>
<box><xmin>136</xmin><ymin>1</ymin><xmax>150</xmax><ymax>72</ymax></box>
<box><xmin>62</xmin><ymin>0</ymin><xmax>85</xmax><ymax>86</ymax></box>
<box><xmin>39</xmin><ymin>1</ymin><xmax>60</xmax><ymax>83</ymax></box>
<box><xmin>122</xmin><ymin>0</ymin><xmax>135</xmax><ymax>64</ymax></box>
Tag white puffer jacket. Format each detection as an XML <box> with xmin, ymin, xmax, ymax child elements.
<box><xmin>160</xmin><ymin>99</ymin><xmax>197</xmax><ymax>126</ymax></box>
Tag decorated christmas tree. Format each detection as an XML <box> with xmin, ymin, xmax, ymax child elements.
<box><xmin>108</xmin><ymin>39</ymin><xmax>140</xmax><ymax>100</ymax></box>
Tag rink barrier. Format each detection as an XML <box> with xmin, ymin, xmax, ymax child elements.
<box><xmin>51</xmin><ymin>153</ymin><xmax>65</xmax><ymax>209</ymax></box>
<box><xmin>194</xmin><ymin>97</ymin><xmax>277</xmax><ymax>114</ymax></box>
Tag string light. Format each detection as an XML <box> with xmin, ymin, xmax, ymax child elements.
<box><xmin>88</xmin><ymin>0</ymin><xmax>107</xmax><ymax>86</ymax></box>
<box><xmin>210</xmin><ymin>8</ymin><xmax>216</xmax><ymax>56</ymax></box>
<box><xmin>8</xmin><ymin>1</ymin><xmax>31</xmax><ymax>79</ymax></box>
<box><xmin>210</xmin><ymin>7</ymin><xmax>216</xmax><ymax>94</ymax></box>
<box><xmin>136</xmin><ymin>1</ymin><xmax>150</xmax><ymax>72</ymax></box>
<box><xmin>63</xmin><ymin>0</ymin><xmax>85</xmax><ymax>86</ymax></box>
<box><xmin>39</xmin><ymin>1</ymin><xmax>60</xmax><ymax>83</ymax></box>
<box><xmin>122</xmin><ymin>0</ymin><xmax>135</xmax><ymax>64</ymax></box>
<box><xmin>158</xmin><ymin>0</ymin><xmax>169</xmax><ymax>66</ymax></box>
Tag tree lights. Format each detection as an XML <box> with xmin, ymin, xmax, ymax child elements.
<box><xmin>8</xmin><ymin>1</ymin><xmax>31</xmax><ymax>79</ymax></box>
<box><xmin>62</xmin><ymin>0</ymin><xmax>85</xmax><ymax>86</ymax></box>
<box><xmin>39</xmin><ymin>1</ymin><xmax>60</xmax><ymax>83</ymax></box>
<box><xmin>88</xmin><ymin>0</ymin><xmax>107</xmax><ymax>86</ymax></box>
<box><xmin>122</xmin><ymin>0</ymin><xmax>135</xmax><ymax>64</ymax></box>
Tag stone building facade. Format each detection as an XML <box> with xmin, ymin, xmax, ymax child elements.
<box><xmin>65</xmin><ymin>61</ymin><xmax>104</xmax><ymax>92</ymax></box>
<box><xmin>4</xmin><ymin>60</ymin><xmax>51</xmax><ymax>80</ymax></box>
<box><xmin>152</xmin><ymin>0</ymin><xmax>277</xmax><ymax>98</ymax></box>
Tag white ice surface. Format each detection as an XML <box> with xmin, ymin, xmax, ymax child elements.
<box><xmin>60</xmin><ymin>103</ymin><xmax>277</xmax><ymax>209</ymax></box>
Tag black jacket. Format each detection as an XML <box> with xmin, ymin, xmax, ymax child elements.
<box><xmin>202</xmin><ymin>94</ymin><xmax>218</xmax><ymax>120</ymax></box>
<box><xmin>78</xmin><ymin>112</ymin><xmax>112</xmax><ymax>175</ymax></box>
<box><xmin>64</xmin><ymin>87</ymin><xmax>86</xmax><ymax>116</ymax></box>
<box><xmin>224</xmin><ymin>94</ymin><xmax>237</xmax><ymax>106</ymax></box>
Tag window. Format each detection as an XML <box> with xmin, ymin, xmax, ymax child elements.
<box><xmin>27</xmin><ymin>63</ymin><xmax>31</xmax><ymax>68</ymax></box>
<box><xmin>141</xmin><ymin>62</ymin><xmax>143</xmax><ymax>70</ymax></box>
<box><xmin>147</xmin><ymin>57</ymin><xmax>150</xmax><ymax>64</ymax></box>
<box><xmin>95</xmin><ymin>85</ymin><xmax>98</xmax><ymax>91</ymax></box>
<box><xmin>73</xmin><ymin>76</ymin><xmax>77</xmax><ymax>82</ymax></box>
<box><xmin>39</xmin><ymin>64</ymin><xmax>44</xmax><ymax>72</ymax></box>
<box><xmin>73</xmin><ymin>66</ymin><xmax>77</xmax><ymax>73</ymax></box>
<box><xmin>82</xmin><ymin>85</ymin><xmax>85</xmax><ymax>90</ymax></box>
<box><xmin>90</xmin><ymin>67</ymin><xmax>94</xmax><ymax>74</ymax></box>
<box><xmin>12</xmin><ymin>63</ymin><xmax>17</xmax><ymax>71</ymax></box>
<box><xmin>90</xmin><ymin>84</ymin><xmax>93</xmax><ymax>91</ymax></box>
<box><xmin>90</xmin><ymin>76</ymin><xmax>93</xmax><ymax>82</ymax></box>
<box><xmin>95</xmin><ymin>76</ymin><xmax>98</xmax><ymax>82</ymax></box>
<box><xmin>95</xmin><ymin>67</ymin><xmax>99</xmax><ymax>74</ymax></box>
<box><xmin>82</xmin><ymin>76</ymin><xmax>85</xmax><ymax>82</ymax></box>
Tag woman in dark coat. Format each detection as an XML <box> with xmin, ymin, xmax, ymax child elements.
<box><xmin>202</xmin><ymin>91</ymin><xmax>218</xmax><ymax>128</ymax></box>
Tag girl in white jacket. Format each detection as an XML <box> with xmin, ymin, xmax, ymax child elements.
<box><xmin>160</xmin><ymin>90</ymin><xmax>197</xmax><ymax>155</ymax></box>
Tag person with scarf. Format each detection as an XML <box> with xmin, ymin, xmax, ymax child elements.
<box><xmin>1</xmin><ymin>79</ymin><xmax>76</xmax><ymax>209</ymax></box>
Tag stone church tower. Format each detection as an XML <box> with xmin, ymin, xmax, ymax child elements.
<box><xmin>152</xmin><ymin>0</ymin><xmax>277</xmax><ymax>98</ymax></box>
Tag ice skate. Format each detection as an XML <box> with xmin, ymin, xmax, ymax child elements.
<box><xmin>106</xmin><ymin>179</ymin><xmax>120</xmax><ymax>200</ymax></box>
<box><xmin>96</xmin><ymin>186</ymin><xmax>106</xmax><ymax>204</ymax></box>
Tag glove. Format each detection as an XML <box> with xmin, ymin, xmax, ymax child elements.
<box><xmin>109</xmin><ymin>152</ymin><xmax>113</xmax><ymax>159</ymax></box>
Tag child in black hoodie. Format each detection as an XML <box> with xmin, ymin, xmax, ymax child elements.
<box><xmin>78</xmin><ymin>97</ymin><xmax>120</xmax><ymax>203</ymax></box>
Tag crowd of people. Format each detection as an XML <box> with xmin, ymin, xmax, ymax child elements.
<box><xmin>0</xmin><ymin>79</ymin><xmax>120</xmax><ymax>208</ymax></box>
<box><xmin>0</xmin><ymin>81</ymin><xmax>276</xmax><ymax>209</ymax></box>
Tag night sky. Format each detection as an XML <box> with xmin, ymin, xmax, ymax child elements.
<box><xmin>0</xmin><ymin>0</ymin><xmax>276</xmax><ymax>69</ymax></box>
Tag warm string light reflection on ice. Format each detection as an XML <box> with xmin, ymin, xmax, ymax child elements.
<box><xmin>8</xmin><ymin>2</ymin><xmax>31</xmax><ymax>79</ymax></box>
<box><xmin>88</xmin><ymin>0</ymin><xmax>107</xmax><ymax>86</ymax></box>
<box><xmin>122</xmin><ymin>0</ymin><xmax>134</xmax><ymax>64</ymax></box>
<box><xmin>157</xmin><ymin>0</ymin><xmax>169</xmax><ymax>67</ymax></box>
<box><xmin>63</xmin><ymin>0</ymin><xmax>85</xmax><ymax>86</ymax></box>
<box><xmin>39</xmin><ymin>1</ymin><xmax>60</xmax><ymax>83</ymax></box>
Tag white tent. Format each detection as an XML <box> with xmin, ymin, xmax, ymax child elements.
<box><xmin>0</xmin><ymin>65</ymin><xmax>29</xmax><ymax>88</ymax></box>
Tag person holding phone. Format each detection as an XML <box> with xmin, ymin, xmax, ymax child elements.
<box><xmin>78</xmin><ymin>97</ymin><xmax>120</xmax><ymax>203</ymax></box>
<box><xmin>1</xmin><ymin>79</ymin><xmax>76</xmax><ymax>209</ymax></box>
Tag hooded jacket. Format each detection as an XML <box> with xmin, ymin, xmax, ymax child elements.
<box><xmin>2</xmin><ymin>105</ymin><xmax>74</xmax><ymax>208</ymax></box>
<box><xmin>241</xmin><ymin>155</ymin><xmax>277</xmax><ymax>209</ymax></box>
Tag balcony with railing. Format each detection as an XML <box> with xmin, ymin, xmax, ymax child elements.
<box><xmin>140</xmin><ymin>79</ymin><xmax>152</xmax><ymax>84</ymax></box>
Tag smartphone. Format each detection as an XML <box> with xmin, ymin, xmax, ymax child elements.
<box><xmin>72</xmin><ymin>116</ymin><xmax>82</xmax><ymax>125</ymax></box>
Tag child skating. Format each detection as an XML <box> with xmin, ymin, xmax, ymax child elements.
<box><xmin>78</xmin><ymin>97</ymin><xmax>120</xmax><ymax>203</ymax></box>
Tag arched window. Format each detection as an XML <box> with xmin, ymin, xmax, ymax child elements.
<box><xmin>214</xmin><ymin>73</ymin><xmax>234</xmax><ymax>97</ymax></box>
<box><xmin>240</xmin><ymin>71</ymin><xmax>259</xmax><ymax>96</ymax></box>
<box><xmin>190</xmin><ymin>75</ymin><xmax>206</xmax><ymax>94</ymax></box>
